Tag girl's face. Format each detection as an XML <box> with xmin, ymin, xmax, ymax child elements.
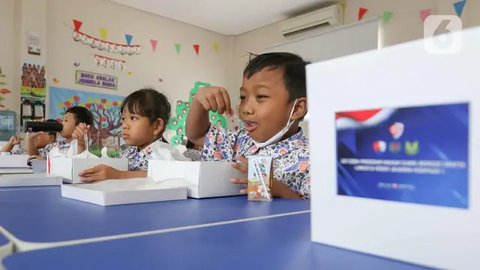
<box><xmin>121</xmin><ymin>109</ymin><xmax>164</xmax><ymax>149</ymax></box>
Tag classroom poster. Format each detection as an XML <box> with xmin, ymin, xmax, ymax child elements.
<box><xmin>49</xmin><ymin>87</ymin><xmax>124</xmax><ymax>153</ymax></box>
<box><xmin>21</xmin><ymin>62</ymin><xmax>46</xmax><ymax>125</ymax></box>
<box><xmin>336</xmin><ymin>103</ymin><xmax>469</xmax><ymax>208</ymax></box>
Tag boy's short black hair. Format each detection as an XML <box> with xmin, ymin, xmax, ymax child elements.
<box><xmin>65</xmin><ymin>106</ymin><xmax>93</xmax><ymax>126</ymax></box>
<box><xmin>243</xmin><ymin>52</ymin><xmax>310</xmax><ymax>102</ymax></box>
<box><xmin>120</xmin><ymin>88</ymin><xmax>171</xmax><ymax>133</ymax></box>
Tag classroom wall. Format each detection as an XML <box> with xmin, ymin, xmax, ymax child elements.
<box><xmin>230</xmin><ymin>0</ymin><xmax>480</xmax><ymax>108</ymax></box>
<box><xmin>1</xmin><ymin>0</ymin><xmax>234</xmax><ymax>139</ymax></box>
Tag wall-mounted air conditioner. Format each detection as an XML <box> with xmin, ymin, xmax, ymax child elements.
<box><xmin>280</xmin><ymin>4</ymin><xmax>344</xmax><ymax>36</ymax></box>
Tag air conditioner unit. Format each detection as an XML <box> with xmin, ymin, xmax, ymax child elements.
<box><xmin>280</xmin><ymin>4</ymin><xmax>344</xmax><ymax>36</ymax></box>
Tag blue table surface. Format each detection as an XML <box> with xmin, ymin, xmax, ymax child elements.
<box><xmin>0</xmin><ymin>232</ymin><xmax>8</xmax><ymax>246</ymax></box>
<box><xmin>0</xmin><ymin>187</ymin><xmax>309</xmax><ymax>243</ymax></box>
<box><xmin>3</xmin><ymin>213</ymin><xmax>432</xmax><ymax>270</ymax></box>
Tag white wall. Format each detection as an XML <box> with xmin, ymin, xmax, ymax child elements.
<box><xmin>230</xmin><ymin>0</ymin><xmax>480</xmax><ymax>108</ymax></box>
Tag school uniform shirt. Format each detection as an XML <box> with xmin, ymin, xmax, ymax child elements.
<box><xmin>121</xmin><ymin>140</ymin><xmax>186</xmax><ymax>171</ymax></box>
<box><xmin>41</xmin><ymin>140</ymin><xmax>70</xmax><ymax>159</ymax></box>
<box><xmin>201</xmin><ymin>125</ymin><xmax>311</xmax><ymax>199</ymax></box>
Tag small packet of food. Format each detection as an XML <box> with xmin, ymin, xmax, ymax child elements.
<box><xmin>247</xmin><ymin>156</ymin><xmax>273</xmax><ymax>201</ymax></box>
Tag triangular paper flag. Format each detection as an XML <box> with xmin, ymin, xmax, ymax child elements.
<box><xmin>99</xmin><ymin>28</ymin><xmax>108</xmax><ymax>40</ymax></box>
<box><xmin>420</xmin><ymin>9</ymin><xmax>432</xmax><ymax>21</ymax></box>
<box><xmin>358</xmin><ymin>7</ymin><xmax>368</xmax><ymax>21</ymax></box>
<box><xmin>150</xmin><ymin>39</ymin><xmax>158</xmax><ymax>52</ymax></box>
<box><xmin>125</xmin><ymin>34</ymin><xmax>133</xmax><ymax>45</ymax></box>
<box><xmin>73</xmin><ymin>19</ymin><xmax>82</xmax><ymax>31</ymax></box>
<box><xmin>175</xmin><ymin>43</ymin><xmax>181</xmax><ymax>55</ymax></box>
<box><xmin>193</xmin><ymin>44</ymin><xmax>200</xmax><ymax>56</ymax></box>
<box><xmin>454</xmin><ymin>0</ymin><xmax>467</xmax><ymax>17</ymax></box>
<box><xmin>383</xmin><ymin>11</ymin><xmax>394</xmax><ymax>24</ymax></box>
<box><xmin>213</xmin><ymin>42</ymin><xmax>219</xmax><ymax>52</ymax></box>
<box><xmin>340</xmin><ymin>2</ymin><xmax>347</xmax><ymax>13</ymax></box>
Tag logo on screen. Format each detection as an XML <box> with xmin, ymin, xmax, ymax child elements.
<box><xmin>389</xmin><ymin>122</ymin><xmax>404</xmax><ymax>139</ymax></box>
<box><xmin>389</xmin><ymin>142</ymin><xmax>402</xmax><ymax>153</ymax></box>
<box><xmin>373</xmin><ymin>141</ymin><xmax>387</xmax><ymax>153</ymax></box>
<box><xmin>405</xmin><ymin>141</ymin><xmax>420</xmax><ymax>155</ymax></box>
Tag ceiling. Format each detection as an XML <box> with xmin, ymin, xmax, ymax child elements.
<box><xmin>108</xmin><ymin>0</ymin><xmax>333</xmax><ymax>35</ymax></box>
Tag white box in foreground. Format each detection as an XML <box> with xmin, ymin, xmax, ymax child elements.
<box><xmin>49</xmin><ymin>157</ymin><xmax>128</xmax><ymax>184</ymax></box>
<box><xmin>307</xmin><ymin>27</ymin><xmax>480</xmax><ymax>269</ymax></box>
<box><xmin>148</xmin><ymin>160</ymin><xmax>245</xmax><ymax>198</ymax></box>
<box><xmin>61</xmin><ymin>178</ymin><xmax>187</xmax><ymax>206</ymax></box>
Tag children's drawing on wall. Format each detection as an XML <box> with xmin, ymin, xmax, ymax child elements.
<box><xmin>49</xmin><ymin>87</ymin><xmax>124</xmax><ymax>156</ymax></box>
<box><xmin>0</xmin><ymin>66</ymin><xmax>10</xmax><ymax>109</ymax></box>
<box><xmin>167</xmin><ymin>81</ymin><xmax>235</xmax><ymax>146</ymax></box>
<box><xmin>27</xmin><ymin>30</ymin><xmax>41</xmax><ymax>55</ymax></box>
<box><xmin>0</xmin><ymin>88</ymin><xmax>11</xmax><ymax>109</ymax></box>
<box><xmin>0</xmin><ymin>66</ymin><xmax>6</xmax><ymax>86</ymax></box>
<box><xmin>20</xmin><ymin>62</ymin><xmax>46</xmax><ymax>125</ymax></box>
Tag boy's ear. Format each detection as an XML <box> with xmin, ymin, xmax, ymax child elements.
<box><xmin>292</xmin><ymin>97</ymin><xmax>308</xmax><ymax>121</ymax></box>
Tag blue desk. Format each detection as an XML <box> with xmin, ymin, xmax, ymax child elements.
<box><xmin>0</xmin><ymin>187</ymin><xmax>309</xmax><ymax>243</ymax></box>
<box><xmin>0</xmin><ymin>230</ymin><xmax>13</xmax><ymax>258</ymax></box>
<box><xmin>3</xmin><ymin>213</ymin><xmax>431</xmax><ymax>270</ymax></box>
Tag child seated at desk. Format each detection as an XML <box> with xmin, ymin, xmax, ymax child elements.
<box><xmin>79</xmin><ymin>88</ymin><xmax>185</xmax><ymax>182</ymax></box>
<box><xmin>186</xmin><ymin>52</ymin><xmax>310</xmax><ymax>199</ymax></box>
<box><xmin>0</xmin><ymin>119</ymin><xmax>57</xmax><ymax>157</ymax></box>
<box><xmin>29</xmin><ymin>106</ymin><xmax>93</xmax><ymax>159</ymax></box>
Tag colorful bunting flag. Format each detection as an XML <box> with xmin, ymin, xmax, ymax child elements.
<box><xmin>420</xmin><ymin>9</ymin><xmax>432</xmax><ymax>21</ymax></box>
<box><xmin>193</xmin><ymin>44</ymin><xmax>200</xmax><ymax>56</ymax></box>
<box><xmin>150</xmin><ymin>39</ymin><xmax>158</xmax><ymax>52</ymax></box>
<box><xmin>454</xmin><ymin>0</ymin><xmax>467</xmax><ymax>17</ymax></box>
<box><xmin>73</xmin><ymin>19</ymin><xmax>82</xmax><ymax>31</ymax></box>
<box><xmin>358</xmin><ymin>7</ymin><xmax>368</xmax><ymax>21</ymax></box>
<box><xmin>383</xmin><ymin>11</ymin><xmax>394</xmax><ymax>24</ymax></box>
<box><xmin>213</xmin><ymin>42</ymin><xmax>219</xmax><ymax>53</ymax></box>
<box><xmin>340</xmin><ymin>2</ymin><xmax>347</xmax><ymax>13</ymax></box>
<box><xmin>175</xmin><ymin>43</ymin><xmax>181</xmax><ymax>55</ymax></box>
<box><xmin>125</xmin><ymin>34</ymin><xmax>133</xmax><ymax>46</ymax></box>
<box><xmin>99</xmin><ymin>28</ymin><xmax>108</xmax><ymax>40</ymax></box>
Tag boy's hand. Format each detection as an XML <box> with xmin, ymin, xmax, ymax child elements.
<box><xmin>230</xmin><ymin>156</ymin><xmax>248</xmax><ymax>194</ymax></box>
<box><xmin>79</xmin><ymin>164</ymin><xmax>121</xmax><ymax>182</ymax></box>
<box><xmin>8</xmin><ymin>135</ymin><xmax>22</xmax><ymax>146</ymax></box>
<box><xmin>195</xmin><ymin>87</ymin><xmax>233</xmax><ymax>115</ymax></box>
<box><xmin>72</xmin><ymin>123</ymin><xmax>91</xmax><ymax>151</ymax></box>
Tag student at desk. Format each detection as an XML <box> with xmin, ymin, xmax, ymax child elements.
<box><xmin>0</xmin><ymin>119</ymin><xmax>57</xmax><ymax>157</ymax></box>
<box><xmin>78</xmin><ymin>88</ymin><xmax>186</xmax><ymax>182</ymax></box>
<box><xmin>186</xmin><ymin>52</ymin><xmax>311</xmax><ymax>199</ymax></box>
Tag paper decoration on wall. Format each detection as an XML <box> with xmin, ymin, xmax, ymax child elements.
<box><xmin>127</xmin><ymin>71</ymin><xmax>132</xmax><ymax>75</ymax></box>
<box><xmin>454</xmin><ymin>0</ymin><xmax>467</xmax><ymax>17</ymax></box>
<box><xmin>167</xmin><ymin>81</ymin><xmax>227</xmax><ymax>146</ymax></box>
<box><xmin>21</xmin><ymin>62</ymin><xmax>46</xmax><ymax>125</ymax></box>
<box><xmin>74</xmin><ymin>62</ymin><xmax>80</xmax><ymax>67</ymax></box>
<box><xmin>175</xmin><ymin>43</ymin><xmax>181</xmax><ymax>55</ymax></box>
<box><xmin>99</xmin><ymin>28</ymin><xmax>108</xmax><ymax>40</ymax></box>
<box><xmin>358</xmin><ymin>7</ymin><xmax>368</xmax><ymax>21</ymax></box>
<box><xmin>158</xmin><ymin>78</ymin><xmax>163</xmax><ymax>83</ymax></box>
<box><xmin>27</xmin><ymin>30</ymin><xmax>41</xmax><ymax>55</ymax></box>
<box><xmin>193</xmin><ymin>44</ymin><xmax>200</xmax><ymax>56</ymax></box>
<box><xmin>94</xmin><ymin>54</ymin><xmax>125</xmax><ymax>71</ymax></box>
<box><xmin>75</xmin><ymin>70</ymin><xmax>118</xmax><ymax>90</ymax></box>
<box><xmin>383</xmin><ymin>11</ymin><xmax>394</xmax><ymax>24</ymax></box>
<box><xmin>420</xmin><ymin>9</ymin><xmax>432</xmax><ymax>21</ymax></box>
<box><xmin>49</xmin><ymin>87</ymin><xmax>124</xmax><ymax>151</ymax></box>
<box><xmin>72</xmin><ymin>19</ymin><xmax>141</xmax><ymax>56</ymax></box>
<box><xmin>150</xmin><ymin>39</ymin><xmax>158</xmax><ymax>52</ymax></box>
<box><xmin>125</xmin><ymin>34</ymin><xmax>133</xmax><ymax>45</ymax></box>
<box><xmin>213</xmin><ymin>42</ymin><xmax>219</xmax><ymax>53</ymax></box>
<box><xmin>340</xmin><ymin>2</ymin><xmax>347</xmax><ymax>13</ymax></box>
<box><xmin>0</xmin><ymin>66</ymin><xmax>6</xmax><ymax>86</ymax></box>
<box><xmin>53</xmin><ymin>78</ymin><xmax>59</xmax><ymax>84</ymax></box>
<box><xmin>0</xmin><ymin>88</ymin><xmax>11</xmax><ymax>109</ymax></box>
